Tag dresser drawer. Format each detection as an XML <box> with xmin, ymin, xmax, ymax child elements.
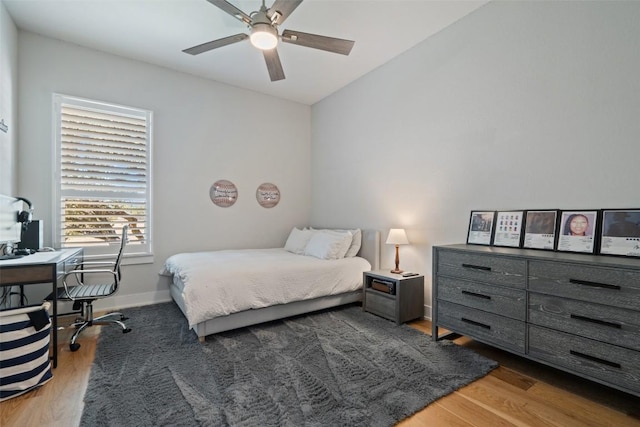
<box><xmin>437</xmin><ymin>250</ymin><xmax>526</xmax><ymax>289</ymax></box>
<box><xmin>529</xmin><ymin>293</ymin><xmax>640</xmax><ymax>352</ymax></box>
<box><xmin>529</xmin><ymin>325</ymin><xmax>640</xmax><ymax>395</ymax></box>
<box><xmin>438</xmin><ymin>276</ymin><xmax>526</xmax><ymax>321</ymax></box>
<box><xmin>529</xmin><ymin>261</ymin><xmax>640</xmax><ymax>311</ymax></box>
<box><xmin>437</xmin><ymin>301</ymin><xmax>525</xmax><ymax>353</ymax></box>
<box><xmin>364</xmin><ymin>290</ymin><xmax>395</xmax><ymax>321</ymax></box>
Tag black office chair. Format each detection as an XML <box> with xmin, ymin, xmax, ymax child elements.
<box><xmin>53</xmin><ymin>224</ymin><xmax>132</xmax><ymax>351</ymax></box>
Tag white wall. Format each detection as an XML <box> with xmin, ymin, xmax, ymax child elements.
<box><xmin>17</xmin><ymin>32</ymin><xmax>311</xmax><ymax>308</ymax></box>
<box><xmin>311</xmin><ymin>1</ymin><xmax>640</xmax><ymax>318</ymax></box>
<box><xmin>0</xmin><ymin>1</ymin><xmax>17</xmax><ymax>195</ymax></box>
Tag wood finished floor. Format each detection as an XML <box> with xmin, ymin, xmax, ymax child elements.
<box><xmin>1</xmin><ymin>315</ymin><xmax>639</xmax><ymax>427</ymax></box>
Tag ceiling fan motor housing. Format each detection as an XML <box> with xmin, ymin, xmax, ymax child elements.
<box><xmin>250</xmin><ymin>10</ymin><xmax>278</xmax><ymax>50</ymax></box>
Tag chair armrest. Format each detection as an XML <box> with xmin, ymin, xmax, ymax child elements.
<box><xmin>61</xmin><ymin>269</ymin><xmax>118</xmax><ymax>300</ymax></box>
<box><xmin>67</xmin><ymin>262</ymin><xmax>117</xmax><ymax>281</ymax></box>
<box><xmin>81</xmin><ymin>261</ymin><xmax>116</xmax><ymax>267</ymax></box>
<box><xmin>64</xmin><ymin>268</ymin><xmax>116</xmax><ymax>278</ymax></box>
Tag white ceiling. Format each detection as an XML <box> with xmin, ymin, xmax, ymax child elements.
<box><xmin>4</xmin><ymin>0</ymin><xmax>487</xmax><ymax>105</ymax></box>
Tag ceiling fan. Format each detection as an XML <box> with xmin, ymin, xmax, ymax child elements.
<box><xmin>183</xmin><ymin>0</ymin><xmax>355</xmax><ymax>82</ymax></box>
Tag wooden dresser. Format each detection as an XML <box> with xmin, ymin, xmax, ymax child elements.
<box><xmin>432</xmin><ymin>244</ymin><xmax>640</xmax><ymax>397</ymax></box>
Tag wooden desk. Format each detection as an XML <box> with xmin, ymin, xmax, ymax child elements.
<box><xmin>0</xmin><ymin>248</ymin><xmax>84</xmax><ymax>368</ymax></box>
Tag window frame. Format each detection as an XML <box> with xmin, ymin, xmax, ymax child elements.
<box><xmin>52</xmin><ymin>94</ymin><xmax>153</xmax><ymax>262</ymax></box>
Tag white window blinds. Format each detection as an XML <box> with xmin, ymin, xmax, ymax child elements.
<box><xmin>54</xmin><ymin>95</ymin><xmax>152</xmax><ymax>257</ymax></box>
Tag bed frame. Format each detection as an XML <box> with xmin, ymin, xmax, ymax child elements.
<box><xmin>169</xmin><ymin>229</ymin><xmax>380</xmax><ymax>341</ymax></box>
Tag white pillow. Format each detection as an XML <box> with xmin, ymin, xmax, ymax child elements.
<box><xmin>338</xmin><ymin>228</ymin><xmax>362</xmax><ymax>257</ymax></box>
<box><xmin>309</xmin><ymin>227</ymin><xmax>362</xmax><ymax>258</ymax></box>
<box><xmin>284</xmin><ymin>227</ymin><xmax>313</xmax><ymax>254</ymax></box>
<box><xmin>304</xmin><ymin>230</ymin><xmax>353</xmax><ymax>260</ymax></box>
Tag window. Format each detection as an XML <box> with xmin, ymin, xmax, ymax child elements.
<box><xmin>53</xmin><ymin>94</ymin><xmax>152</xmax><ymax>259</ymax></box>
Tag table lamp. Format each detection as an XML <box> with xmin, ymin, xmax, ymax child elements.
<box><xmin>386</xmin><ymin>228</ymin><xmax>409</xmax><ymax>274</ymax></box>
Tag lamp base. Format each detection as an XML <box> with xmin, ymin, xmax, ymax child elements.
<box><xmin>390</xmin><ymin>268</ymin><xmax>404</xmax><ymax>274</ymax></box>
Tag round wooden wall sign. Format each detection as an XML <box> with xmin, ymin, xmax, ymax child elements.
<box><xmin>256</xmin><ymin>183</ymin><xmax>280</xmax><ymax>208</ymax></box>
<box><xmin>210</xmin><ymin>180</ymin><xmax>238</xmax><ymax>207</ymax></box>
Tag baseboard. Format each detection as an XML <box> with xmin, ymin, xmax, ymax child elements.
<box><xmin>56</xmin><ymin>290</ymin><xmax>172</xmax><ymax>315</ymax></box>
<box><xmin>424</xmin><ymin>304</ymin><xmax>432</xmax><ymax>321</ymax></box>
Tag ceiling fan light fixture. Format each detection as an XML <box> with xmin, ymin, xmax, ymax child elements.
<box><xmin>183</xmin><ymin>0</ymin><xmax>356</xmax><ymax>82</ymax></box>
<box><xmin>250</xmin><ymin>23</ymin><xmax>278</xmax><ymax>50</ymax></box>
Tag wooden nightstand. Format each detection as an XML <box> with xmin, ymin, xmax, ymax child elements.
<box><xmin>362</xmin><ymin>270</ymin><xmax>424</xmax><ymax>324</ymax></box>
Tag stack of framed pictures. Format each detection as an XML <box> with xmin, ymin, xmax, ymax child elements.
<box><xmin>466</xmin><ymin>208</ymin><xmax>640</xmax><ymax>258</ymax></box>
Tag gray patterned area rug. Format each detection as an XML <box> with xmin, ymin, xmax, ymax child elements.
<box><xmin>81</xmin><ymin>302</ymin><xmax>497</xmax><ymax>426</ymax></box>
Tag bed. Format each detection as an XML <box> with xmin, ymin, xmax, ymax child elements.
<box><xmin>162</xmin><ymin>229</ymin><xmax>380</xmax><ymax>341</ymax></box>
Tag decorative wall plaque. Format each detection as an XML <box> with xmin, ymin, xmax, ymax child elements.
<box><xmin>209</xmin><ymin>180</ymin><xmax>238</xmax><ymax>207</ymax></box>
<box><xmin>256</xmin><ymin>183</ymin><xmax>280</xmax><ymax>208</ymax></box>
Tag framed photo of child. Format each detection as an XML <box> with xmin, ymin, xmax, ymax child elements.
<box><xmin>556</xmin><ymin>210</ymin><xmax>599</xmax><ymax>254</ymax></box>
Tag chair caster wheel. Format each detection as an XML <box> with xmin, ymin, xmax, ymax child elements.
<box><xmin>70</xmin><ymin>343</ymin><xmax>81</xmax><ymax>352</ymax></box>
<box><xmin>123</xmin><ymin>328</ymin><xmax>132</xmax><ymax>334</ymax></box>
<box><xmin>121</xmin><ymin>316</ymin><xmax>129</xmax><ymax>321</ymax></box>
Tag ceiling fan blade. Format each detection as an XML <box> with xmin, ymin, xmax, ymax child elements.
<box><xmin>206</xmin><ymin>0</ymin><xmax>252</xmax><ymax>25</ymax></box>
<box><xmin>268</xmin><ymin>0</ymin><xmax>303</xmax><ymax>25</ymax></box>
<box><xmin>263</xmin><ymin>48</ymin><xmax>285</xmax><ymax>81</ymax></box>
<box><xmin>281</xmin><ymin>30</ymin><xmax>354</xmax><ymax>55</ymax></box>
<box><xmin>183</xmin><ymin>33</ymin><xmax>248</xmax><ymax>55</ymax></box>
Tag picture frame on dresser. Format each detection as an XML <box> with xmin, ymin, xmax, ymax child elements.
<box><xmin>598</xmin><ymin>209</ymin><xmax>640</xmax><ymax>257</ymax></box>
<box><xmin>556</xmin><ymin>210</ymin><xmax>600</xmax><ymax>254</ymax></box>
<box><xmin>493</xmin><ymin>210</ymin><xmax>525</xmax><ymax>248</ymax></box>
<box><xmin>466</xmin><ymin>210</ymin><xmax>496</xmax><ymax>246</ymax></box>
<box><xmin>522</xmin><ymin>209</ymin><xmax>559</xmax><ymax>251</ymax></box>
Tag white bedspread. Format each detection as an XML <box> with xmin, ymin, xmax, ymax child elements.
<box><xmin>163</xmin><ymin>248</ymin><xmax>371</xmax><ymax>328</ymax></box>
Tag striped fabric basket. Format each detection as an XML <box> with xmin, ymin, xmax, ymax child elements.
<box><xmin>0</xmin><ymin>302</ymin><xmax>53</xmax><ymax>402</ymax></box>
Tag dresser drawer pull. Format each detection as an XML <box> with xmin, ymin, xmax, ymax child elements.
<box><xmin>569</xmin><ymin>279</ymin><xmax>621</xmax><ymax>291</ymax></box>
<box><xmin>461</xmin><ymin>263</ymin><xmax>492</xmax><ymax>272</ymax></box>
<box><xmin>570</xmin><ymin>314</ymin><xmax>622</xmax><ymax>329</ymax></box>
<box><xmin>461</xmin><ymin>317</ymin><xmax>491</xmax><ymax>329</ymax></box>
<box><xmin>569</xmin><ymin>350</ymin><xmax>621</xmax><ymax>369</ymax></box>
<box><xmin>461</xmin><ymin>290</ymin><xmax>492</xmax><ymax>300</ymax></box>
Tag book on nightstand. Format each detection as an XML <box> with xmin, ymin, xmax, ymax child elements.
<box><xmin>371</xmin><ymin>279</ymin><xmax>395</xmax><ymax>295</ymax></box>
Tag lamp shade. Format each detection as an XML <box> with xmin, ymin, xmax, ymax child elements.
<box><xmin>386</xmin><ymin>228</ymin><xmax>409</xmax><ymax>245</ymax></box>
